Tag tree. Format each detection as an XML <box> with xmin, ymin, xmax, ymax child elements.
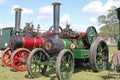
<box><xmin>97</xmin><ymin>6</ymin><xmax>119</xmax><ymax>38</ymax></box>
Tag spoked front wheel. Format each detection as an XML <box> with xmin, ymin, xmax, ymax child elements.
<box><xmin>1</xmin><ymin>47</ymin><xmax>12</xmax><ymax>67</ymax></box>
<box><xmin>10</xmin><ymin>48</ymin><xmax>30</xmax><ymax>71</ymax></box>
<box><xmin>27</xmin><ymin>48</ymin><xmax>49</xmax><ymax>78</ymax></box>
<box><xmin>56</xmin><ymin>49</ymin><xmax>74</xmax><ymax>80</ymax></box>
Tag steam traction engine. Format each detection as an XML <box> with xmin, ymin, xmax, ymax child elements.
<box><xmin>27</xmin><ymin>2</ymin><xmax>109</xmax><ymax>80</ymax></box>
<box><xmin>1</xmin><ymin>8</ymin><xmax>46</xmax><ymax>71</ymax></box>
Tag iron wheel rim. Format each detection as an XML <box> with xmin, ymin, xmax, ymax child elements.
<box><xmin>90</xmin><ymin>38</ymin><xmax>109</xmax><ymax>72</ymax></box>
<box><xmin>56</xmin><ymin>49</ymin><xmax>74</xmax><ymax>80</ymax></box>
<box><xmin>27</xmin><ymin>48</ymin><xmax>49</xmax><ymax>78</ymax></box>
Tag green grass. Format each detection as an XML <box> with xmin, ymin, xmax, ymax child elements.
<box><xmin>0</xmin><ymin>46</ymin><xmax>119</xmax><ymax>80</ymax></box>
<box><xmin>0</xmin><ymin>59</ymin><xmax>119</xmax><ymax>80</ymax></box>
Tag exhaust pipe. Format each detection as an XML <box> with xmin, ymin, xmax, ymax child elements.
<box><xmin>14</xmin><ymin>8</ymin><xmax>22</xmax><ymax>35</ymax></box>
<box><xmin>52</xmin><ymin>2</ymin><xmax>61</xmax><ymax>39</ymax></box>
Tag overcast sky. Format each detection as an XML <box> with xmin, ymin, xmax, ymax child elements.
<box><xmin>0</xmin><ymin>0</ymin><xmax>120</xmax><ymax>32</ymax></box>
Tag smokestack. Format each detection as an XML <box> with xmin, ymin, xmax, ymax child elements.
<box><xmin>52</xmin><ymin>2</ymin><xmax>61</xmax><ymax>39</ymax></box>
<box><xmin>14</xmin><ymin>8</ymin><xmax>22</xmax><ymax>35</ymax></box>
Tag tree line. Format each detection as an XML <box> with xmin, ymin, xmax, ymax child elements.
<box><xmin>97</xmin><ymin>6</ymin><xmax>119</xmax><ymax>39</ymax></box>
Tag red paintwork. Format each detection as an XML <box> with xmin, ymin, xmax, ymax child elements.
<box><xmin>84</xmin><ymin>53</ymin><xmax>89</xmax><ymax>56</ymax></box>
<box><xmin>12</xmin><ymin>49</ymin><xmax>30</xmax><ymax>71</ymax></box>
<box><xmin>22</xmin><ymin>36</ymin><xmax>45</xmax><ymax>49</ymax></box>
<box><xmin>2</xmin><ymin>49</ymin><xmax>12</xmax><ymax>67</ymax></box>
<box><xmin>80</xmin><ymin>32</ymin><xmax>86</xmax><ymax>37</ymax></box>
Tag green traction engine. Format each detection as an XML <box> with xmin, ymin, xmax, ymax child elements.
<box><xmin>27</xmin><ymin>2</ymin><xmax>109</xmax><ymax>80</ymax></box>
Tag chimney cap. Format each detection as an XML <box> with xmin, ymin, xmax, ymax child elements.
<box><xmin>14</xmin><ymin>8</ymin><xmax>23</xmax><ymax>12</ymax></box>
<box><xmin>52</xmin><ymin>2</ymin><xmax>61</xmax><ymax>5</ymax></box>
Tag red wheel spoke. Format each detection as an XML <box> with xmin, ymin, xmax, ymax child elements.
<box><xmin>23</xmin><ymin>52</ymin><xmax>29</xmax><ymax>58</ymax></box>
<box><xmin>17</xmin><ymin>52</ymin><xmax>21</xmax><ymax>57</ymax></box>
<box><xmin>6</xmin><ymin>59</ymin><xmax>10</xmax><ymax>63</ymax></box>
<box><xmin>4</xmin><ymin>55</ymin><xmax>10</xmax><ymax>60</ymax></box>
<box><xmin>11</xmin><ymin>48</ymin><xmax>30</xmax><ymax>71</ymax></box>
<box><xmin>13</xmin><ymin>59</ymin><xmax>20</xmax><ymax>63</ymax></box>
<box><xmin>14</xmin><ymin>55</ymin><xmax>20</xmax><ymax>60</ymax></box>
<box><xmin>16</xmin><ymin>61</ymin><xmax>22</xmax><ymax>66</ymax></box>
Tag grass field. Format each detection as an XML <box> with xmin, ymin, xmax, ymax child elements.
<box><xmin>0</xmin><ymin>45</ymin><xmax>119</xmax><ymax>80</ymax></box>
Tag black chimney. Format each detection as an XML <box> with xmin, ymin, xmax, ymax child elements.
<box><xmin>14</xmin><ymin>8</ymin><xmax>22</xmax><ymax>35</ymax></box>
<box><xmin>52</xmin><ymin>2</ymin><xmax>61</xmax><ymax>39</ymax></box>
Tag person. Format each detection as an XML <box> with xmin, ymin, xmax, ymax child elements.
<box><xmin>22</xmin><ymin>23</ymin><xmax>34</xmax><ymax>37</ymax></box>
<box><xmin>35</xmin><ymin>24</ymin><xmax>41</xmax><ymax>37</ymax></box>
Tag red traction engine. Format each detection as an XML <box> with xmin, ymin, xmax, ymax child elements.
<box><xmin>9</xmin><ymin>33</ymin><xmax>46</xmax><ymax>71</ymax></box>
<box><xmin>1</xmin><ymin>8</ymin><xmax>46</xmax><ymax>71</ymax></box>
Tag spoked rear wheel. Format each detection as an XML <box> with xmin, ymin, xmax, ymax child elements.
<box><xmin>1</xmin><ymin>47</ymin><xmax>12</xmax><ymax>67</ymax></box>
<box><xmin>86</xmin><ymin>26</ymin><xmax>97</xmax><ymax>45</ymax></box>
<box><xmin>56</xmin><ymin>49</ymin><xmax>74</xmax><ymax>80</ymax></box>
<box><xmin>48</xmin><ymin>26</ymin><xmax>62</xmax><ymax>37</ymax></box>
<box><xmin>10</xmin><ymin>48</ymin><xmax>30</xmax><ymax>71</ymax></box>
<box><xmin>90</xmin><ymin>38</ymin><xmax>109</xmax><ymax>72</ymax></box>
<box><xmin>27</xmin><ymin>48</ymin><xmax>49</xmax><ymax>78</ymax></box>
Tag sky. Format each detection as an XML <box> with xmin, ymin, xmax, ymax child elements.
<box><xmin>0</xmin><ymin>0</ymin><xmax>120</xmax><ymax>32</ymax></box>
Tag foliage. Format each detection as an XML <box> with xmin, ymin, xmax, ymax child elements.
<box><xmin>98</xmin><ymin>6</ymin><xmax>119</xmax><ymax>38</ymax></box>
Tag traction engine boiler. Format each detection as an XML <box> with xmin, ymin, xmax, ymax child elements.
<box><xmin>1</xmin><ymin>8</ymin><xmax>46</xmax><ymax>71</ymax></box>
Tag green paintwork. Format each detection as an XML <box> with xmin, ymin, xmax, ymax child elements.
<box><xmin>0</xmin><ymin>27</ymin><xmax>13</xmax><ymax>49</ymax></box>
<box><xmin>62</xmin><ymin>39</ymin><xmax>90</xmax><ymax>59</ymax></box>
<box><xmin>74</xmin><ymin>40</ymin><xmax>84</xmax><ymax>49</ymax></box>
<box><xmin>63</xmin><ymin>39</ymin><xmax>84</xmax><ymax>49</ymax></box>
<box><xmin>63</xmin><ymin>39</ymin><xmax>71</xmax><ymax>49</ymax></box>
<box><xmin>48</xmin><ymin>57</ymin><xmax>56</xmax><ymax>67</ymax></box>
<box><xmin>73</xmin><ymin>49</ymin><xmax>90</xmax><ymax>59</ymax></box>
<box><xmin>87</xmin><ymin>26</ymin><xmax>97</xmax><ymax>45</ymax></box>
<box><xmin>118</xmin><ymin>37</ymin><xmax>120</xmax><ymax>50</ymax></box>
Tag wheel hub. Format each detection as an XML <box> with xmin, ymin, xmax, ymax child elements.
<box><xmin>22</xmin><ymin>58</ymin><xmax>26</xmax><ymax>62</ymax></box>
<box><xmin>66</xmin><ymin>63</ymin><xmax>69</xmax><ymax>67</ymax></box>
